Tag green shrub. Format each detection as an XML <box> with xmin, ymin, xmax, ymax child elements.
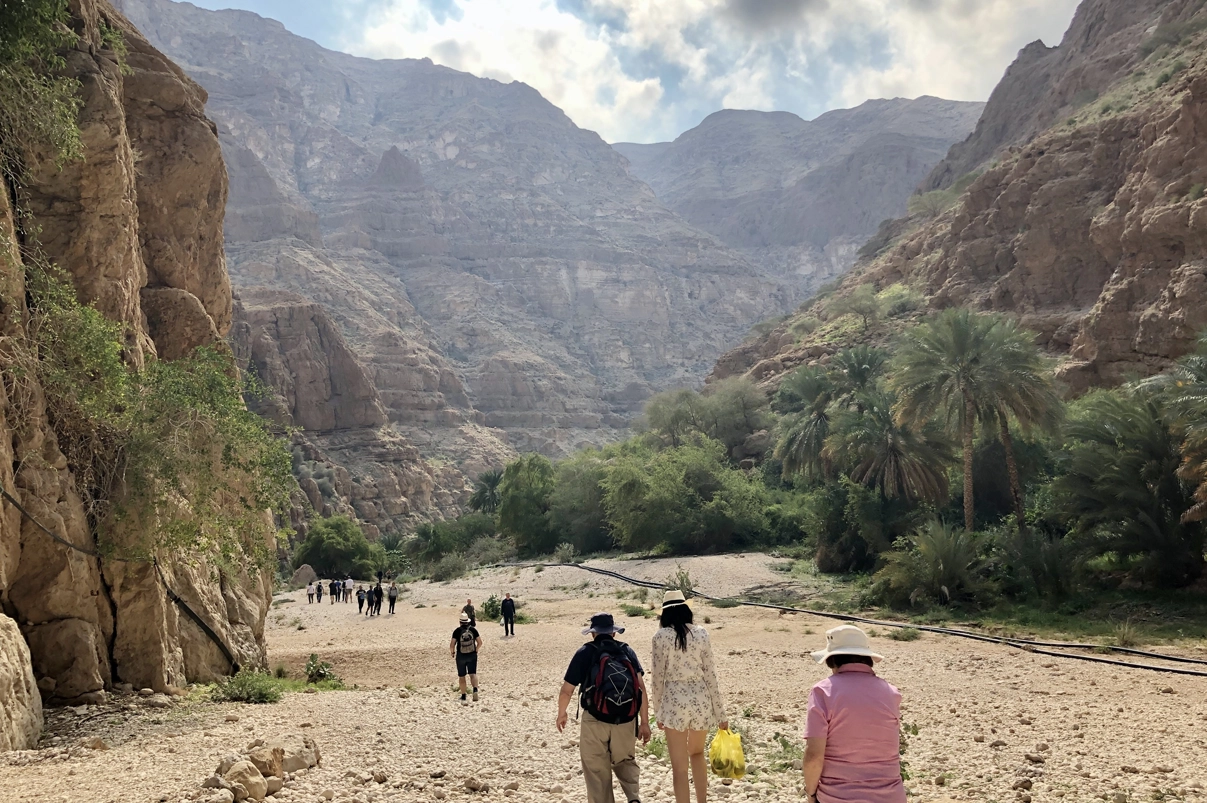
<box><xmin>482</xmin><ymin>594</ymin><xmax>503</xmax><ymax>620</ymax></box>
<box><xmin>708</xmin><ymin>598</ymin><xmax>742</xmax><ymax>608</ymax></box>
<box><xmin>877</xmin><ymin>284</ymin><xmax>923</xmax><ymax>317</ymax></box>
<box><xmin>430</xmin><ymin>553</ymin><xmax>467</xmax><ymax>582</ymax></box>
<box><xmin>553</xmin><ymin>542</ymin><xmax>579</xmax><ymax>564</ymax></box>
<box><xmin>272</xmin><ymin>664</ymin><xmax>289</xmax><ymax>679</ymax></box>
<box><xmin>213</xmin><ymin>670</ymin><xmax>282</xmax><ymax>704</ymax></box>
<box><xmin>293</xmin><ymin>516</ymin><xmax>376</xmax><ymax>578</ymax></box>
<box><xmin>665</xmin><ymin>565</ymin><xmax>695</xmax><ymax>597</ymax></box>
<box><xmin>872</xmin><ymin>520</ymin><xmax>994</xmax><ymax>607</ymax></box>
<box><xmin>304</xmin><ymin>654</ymin><xmax>340</xmax><ymax>685</ymax></box>
<box><xmin>621</xmin><ymin>603</ymin><xmax>654</xmax><ymax>618</ymax></box>
<box><xmin>464</xmin><ymin>535</ymin><xmax>513</xmax><ymax>567</ymax></box>
<box><xmin>887</xmin><ymin>627</ymin><xmax>921</xmax><ymax>642</ymax></box>
<box><xmin>1188</xmin><ymin>183</ymin><xmax>1205</xmax><ymax>202</ymax></box>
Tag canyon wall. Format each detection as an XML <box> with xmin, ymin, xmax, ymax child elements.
<box><xmin>1</xmin><ymin>0</ymin><xmax>275</xmax><ymax>745</ymax></box>
<box><xmin>711</xmin><ymin>0</ymin><xmax>1207</xmax><ymax>394</ymax></box>
<box><xmin>614</xmin><ymin>98</ymin><xmax>984</xmax><ymax>294</ymax></box>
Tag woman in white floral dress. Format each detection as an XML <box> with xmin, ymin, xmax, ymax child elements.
<box><xmin>650</xmin><ymin>591</ymin><xmax>728</xmax><ymax>803</ymax></box>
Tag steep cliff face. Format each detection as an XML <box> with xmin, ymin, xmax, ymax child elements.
<box><xmin>111</xmin><ymin>0</ymin><xmax>801</xmax><ymax>464</ymax></box>
<box><xmin>614</xmin><ymin>98</ymin><xmax>984</xmax><ymax>292</ymax></box>
<box><xmin>0</xmin><ymin>0</ymin><xmax>273</xmax><ymax>736</ymax></box>
<box><xmin>711</xmin><ymin>0</ymin><xmax>1207</xmax><ymax>394</ymax></box>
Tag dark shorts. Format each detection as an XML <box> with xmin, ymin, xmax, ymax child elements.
<box><xmin>456</xmin><ymin>653</ymin><xmax>478</xmax><ymax>677</ymax></box>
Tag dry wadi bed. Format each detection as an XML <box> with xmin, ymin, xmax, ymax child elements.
<box><xmin>3</xmin><ymin>554</ymin><xmax>1207</xmax><ymax>803</ymax></box>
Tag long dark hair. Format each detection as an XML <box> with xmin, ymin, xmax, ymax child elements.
<box><xmin>659</xmin><ymin>603</ymin><xmax>693</xmax><ymax>651</ymax></box>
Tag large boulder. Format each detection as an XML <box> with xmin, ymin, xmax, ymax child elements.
<box><xmin>267</xmin><ymin>734</ymin><xmax>322</xmax><ymax>773</ymax></box>
<box><xmin>224</xmin><ymin>759</ymin><xmax>267</xmax><ymax>801</ymax></box>
<box><xmin>290</xmin><ymin>564</ymin><xmax>318</xmax><ymax>587</ymax></box>
<box><xmin>0</xmin><ymin>614</ymin><xmax>43</xmax><ymax>750</ymax></box>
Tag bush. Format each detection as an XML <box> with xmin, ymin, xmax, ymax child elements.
<box><xmin>292</xmin><ymin>516</ymin><xmax>377</xmax><ymax>578</ymax></box>
<box><xmin>553</xmin><ymin>542</ymin><xmax>579</xmax><ymax>564</ymax></box>
<box><xmin>464</xmin><ymin>536</ymin><xmax>513</xmax><ymax>567</ymax></box>
<box><xmin>213</xmin><ymin>670</ymin><xmax>282</xmax><ymax>704</ymax></box>
<box><xmin>482</xmin><ymin>594</ymin><xmax>503</xmax><ymax>620</ymax></box>
<box><xmin>304</xmin><ymin>654</ymin><xmax>340</xmax><ymax>685</ymax></box>
<box><xmin>877</xmin><ymin>284</ymin><xmax>923</xmax><ymax>317</ymax></box>
<box><xmin>887</xmin><ymin>627</ymin><xmax>921</xmax><ymax>642</ymax></box>
<box><xmin>665</xmin><ymin>565</ymin><xmax>694</xmax><ymax>597</ymax></box>
<box><xmin>872</xmin><ymin>520</ymin><xmax>994</xmax><ymax>607</ymax></box>
<box><xmin>430</xmin><ymin>553</ymin><xmax>467</xmax><ymax>582</ymax></box>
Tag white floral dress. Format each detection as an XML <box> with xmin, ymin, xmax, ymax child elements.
<box><xmin>650</xmin><ymin>624</ymin><xmax>727</xmax><ymax>732</ymax></box>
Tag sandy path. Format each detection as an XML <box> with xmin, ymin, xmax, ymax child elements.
<box><xmin>3</xmin><ymin>557</ymin><xmax>1207</xmax><ymax>803</ymax></box>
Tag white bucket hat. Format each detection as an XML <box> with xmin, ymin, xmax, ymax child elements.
<box><xmin>810</xmin><ymin>624</ymin><xmax>884</xmax><ymax>664</ymax></box>
<box><xmin>661</xmin><ymin>590</ymin><xmax>689</xmax><ymax>609</ymax></box>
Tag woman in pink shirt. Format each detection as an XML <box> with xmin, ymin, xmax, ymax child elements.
<box><xmin>803</xmin><ymin>625</ymin><xmax>905</xmax><ymax>803</ymax></box>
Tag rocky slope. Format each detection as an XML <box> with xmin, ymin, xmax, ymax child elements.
<box><xmin>111</xmin><ymin>0</ymin><xmax>801</xmax><ymax>476</ymax></box>
<box><xmin>614</xmin><ymin>98</ymin><xmax>984</xmax><ymax>293</ymax></box>
<box><xmin>0</xmin><ymin>0</ymin><xmax>274</xmax><ymax>747</ymax></box>
<box><xmin>712</xmin><ymin>0</ymin><xmax>1207</xmax><ymax>392</ymax></box>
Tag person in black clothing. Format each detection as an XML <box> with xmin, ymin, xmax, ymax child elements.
<box><xmin>315</xmin><ymin>581</ymin><xmax>323</xmax><ymax>603</ymax></box>
<box><xmin>556</xmin><ymin>612</ymin><xmax>651</xmax><ymax>803</ymax></box>
<box><xmin>373</xmin><ymin>583</ymin><xmax>384</xmax><ymax>616</ymax></box>
<box><xmin>356</xmin><ymin>585</ymin><xmax>367</xmax><ymax>614</ymax></box>
<box><xmin>449</xmin><ymin>612</ymin><xmax>482</xmax><ymax>703</ymax></box>
<box><xmin>501</xmin><ymin>593</ymin><xmax>517</xmax><ymax>637</ymax></box>
<box><xmin>462</xmin><ymin>598</ymin><xmax>476</xmax><ymax>625</ymax></box>
<box><xmin>387</xmin><ymin>582</ymin><xmax>399</xmax><ymax>614</ymax></box>
<box><xmin>329</xmin><ymin>579</ymin><xmax>339</xmax><ymax>604</ymax></box>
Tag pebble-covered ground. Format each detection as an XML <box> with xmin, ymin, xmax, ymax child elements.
<box><xmin>3</xmin><ymin>554</ymin><xmax>1207</xmax><ymax>803</ymax></box>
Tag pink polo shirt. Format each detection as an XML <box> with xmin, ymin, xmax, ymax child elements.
<box><xmin>804</xmin><ymin>664</ymin><xmax>905</xmax><ymax>803</ymax></box>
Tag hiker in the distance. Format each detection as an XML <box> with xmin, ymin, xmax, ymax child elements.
<box><xmin>450</xmin><ymin>612</ymin><xmax>482</xmax><ymax>703</ymax></box>
<box><xmin>803</xmin><ymin>625</ymin><xmax>905</xmax><ymax>803</ymax></box>
<box><xmin>356</xmin><ymin>585</ymin><xmax>367</xmax><ymax>614</ymax></box>
<box><xmin>501</xmin><ymin>592</ymin><xmax>516</xmax><ymax>637</ymax></box>
<box><xmin>557</xmin><ymin>612</ymin><xmax>651</xmax><ymax>803</ymax></box>
<box><xmin>462</xmin><ymin>598</ymin><xmax>476</xmax><ymax>625</ymax></box>
<box><xmin>306</xmin><ymin>582</ymin><xmax>315</xmax><ymax>604</ymax></box>
<box><xmin>315</xmin><ymin>580</ymin><xmax>323</xmax><ymax>603</ymax></box>
<box><xmin>387</xmin><ymin>581</ymin><xmax>400</xmax><ymax>614</ymax></box>
<box><xmin>329</xmin><ymin>578</ymin><xmax>339</xmax><ymax>604</ymax></box>
<box><xmin>344</xmin><ymin>576</ymin><xmax>353</xmax><ymax>603</ymax></box>
<box><xmin>374</xmin><ymin>582</ymin><xmax>384</xmax><ymax>616</ymax></box>
<box><xmin>650</xmin><ymin>591</ymin><xmax>727</xmax><ymax>803</ymax></box>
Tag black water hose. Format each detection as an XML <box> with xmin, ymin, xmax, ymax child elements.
<box><xmin>1</xmin><ymin>485</ymin><xmax>241</xmax><ymax>675</ymax></box>
<box><xmin>508</xmin><ymin>561</ymin><xmax>1207</xmax><ymax>678</ymax></box>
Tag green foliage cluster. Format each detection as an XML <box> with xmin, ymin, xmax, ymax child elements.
<box><xmin>0</xmin><ymin>0</ymin><xmax>83</xmax><ymax>176</ymax></box>
<box><xmin>905</xmin><ymin>173</ymin><xmax>979</xmax><ymax>219</ymax></box>
<box><xmin>292</xmin><ymin>516</ymin><xmax>407</xmax><ymax>580</ymax></box>
<box><xmin>643</xmin><ymin>377</ymin><xmax>770</xmax><ymax>455</ymax></box>
<box><xmin>213</xmin><ymin>670</ymin><xmax>282</xmax><ymax>704</ymax></box>
<box><xmin>9</xmin><ymin>262</ymin><xmax>295</xmax><ymax>568</ymax></box>
<box><xmin>304</xmin><ymin>653</ymin><xmax>341</xmax><ymax>685</ymax></box>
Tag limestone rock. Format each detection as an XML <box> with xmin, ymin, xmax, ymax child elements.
<box><xmin>246</xmin><ymin>744</ymin><xmax>285</xmax><ymax>779</ymax></box>
<box><xmin>0</xmin><ymin>614</ymin><xmax>42</xmax><ymax>751</ymax></box>
<box><xmin>225</xmin><ymin>760</ymin><xmax>268</xmax><ymax>801</ymax></box>
<box><xmin>266</xmin><ymin>735</ymin><xmax>322</xmax><ymax>773</ymax></box>
<box><xmin>290</xmin><ymin>564</ymin><xmax>318</xmax><ymax>587</ymax></box>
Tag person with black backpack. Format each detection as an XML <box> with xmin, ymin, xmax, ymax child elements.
<box><xmin>556</xmin><ymin>612</ymin><xmax>651</xmax><ymax>803</ymax></box>
<box><xmin>449</xmin><ymin>612</ymin><xmax>482</xmax><ymax>704</ymax></box>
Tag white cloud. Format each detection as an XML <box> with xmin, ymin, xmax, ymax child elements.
<box><xmin>341</xmin><ymin>0</ymin><xmax>1081</xmax><ymax>143</ymax></box>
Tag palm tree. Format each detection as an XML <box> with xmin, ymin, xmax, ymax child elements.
<box><xmin>824</xmin><ymin>390</ymin><xmax>953</xmax><ymax>504</ymax></box>
<box><xmin>1055</xmin><ymin>391</ymin><xmax>1205</xmax><ymax>587</ymax></box>
<box><xmin>773</xmin><ymin>367</ymin><xmax>834</xmax><ymax>480</ymax></box>
<box><xmin>468</xmin><ymin>469</ymin><xmax>503</xmax><ymax>514</ymax></box>
<box><xmin>829</xmin><ymin>345</ymin><xmax>887</xmax><ymax>412</ymax></box>
<box><xmin>1136</xmin><ymin>334</ymin><xmax>1207</xmax><ymax>521</ymax></box>
<box><xmin>891</xmin><ymin>308</ymin><xmax>1059</xmax><ymax>532</ymax></box>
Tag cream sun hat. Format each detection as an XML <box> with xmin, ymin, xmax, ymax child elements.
<box><xmin>661</xmin><ymin>590</ymin><xmax>689</xmax><ymax>609</ymax></box>
<box><xmin>810</xmin><ymin>624</ymin><xmax>884</xmax><ymax>664</ymax></box>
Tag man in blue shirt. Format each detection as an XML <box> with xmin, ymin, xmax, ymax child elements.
<box><xmin>556</xmin><ymin>613</ymin><xmax>651</xmax><ymax>803</ymax></box>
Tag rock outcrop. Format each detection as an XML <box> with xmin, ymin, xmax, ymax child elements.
<box><xmin>112</xmin><ymin>0</ymin><xmax>803</xmax><ymax>464</ymax></box>
<box><xmin>0</xmin><ymin>614</ymin><xmax>41</xmax><ymax>751</ymax></box>
<box><xmin>710</xmin><ymin>0</ymin><xmax>1207</xmax><ymax>393</ymax></box>
<box><xmin>0</xmin><ymin>0</ymin><xmax>273</xmax><ymax>730</ymax></box>
<box><xmin>614</xmin><ymin>98</ymin><xmax>984</xmax><ymax>293</ymax></box>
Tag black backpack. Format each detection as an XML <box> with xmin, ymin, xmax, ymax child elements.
<box><xmin>458</xmin><ymin>626</ymin><xmax>477</xmax><ymax>655</ymax></box>
<box><xmin>581</xmin><ymin>640</ymin><xmax>642</xmax><ymax>725</ymax></box>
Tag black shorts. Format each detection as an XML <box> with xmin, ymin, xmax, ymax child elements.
<box><xmin>456</xmin><ymin>653</ymin><xmax>478</xmax><ymax>677</ymax></box>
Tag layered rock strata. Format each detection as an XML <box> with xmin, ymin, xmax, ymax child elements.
<box><xmin>614</xmin><ymin>98</ymin><xmax>984</xmax><ymax>294</ymax></box>
<box><xmin>112</xmin><ymin>0</ymin><xmax>802</xmax><ymax>463</ymax></box>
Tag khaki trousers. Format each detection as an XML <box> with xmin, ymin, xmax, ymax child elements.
<box><xmin>579</xmin><ymin>711</ymin><xmax>641</xmax><ymax>803</ymax></box>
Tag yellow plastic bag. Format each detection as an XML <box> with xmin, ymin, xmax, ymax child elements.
<box><xmin>709</xmin><ymin>728</ymin><xmax>746</xmax><ymax>779</ymax></box>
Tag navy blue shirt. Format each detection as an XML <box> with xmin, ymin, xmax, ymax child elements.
<box><xmin>564</xmin><ymin>637</ymin><xmax>644</xmax><ymax>687</ymax></box>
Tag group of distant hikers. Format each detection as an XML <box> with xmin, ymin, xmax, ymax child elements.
<box><xmin>305</xmin><ymin>579</ymin><xmax>400</xmax><ymax>616</ymax></box>
<box><xmin>453</xmin><ymin>590</ymin><xmax>902</xmax><ymax>803</ymax></box>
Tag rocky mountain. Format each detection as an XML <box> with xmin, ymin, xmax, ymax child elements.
<box><xmin>613</xmin><ymin>98</ymin><xmax>984</xmax><ymax>292</ymax></box>
<box><xmin>109</xmin><ymin>0</ymin><xmax>804</xmax><ymax>506</ymax></box>
<box><xmin>1</xmin><ymin>0</ymin><xmax>272</xmax><ymax>748</ymax></box>
<box><xmin>711</xmin><ymin>0</ymin><xmax>1207</xmax><ymax>394</ymax></box>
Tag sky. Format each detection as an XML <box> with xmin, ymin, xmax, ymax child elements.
<box><xmin>187</xmin><ymin>0</ymin><xmax>1082</xmax><ymax>144</ymax></box>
